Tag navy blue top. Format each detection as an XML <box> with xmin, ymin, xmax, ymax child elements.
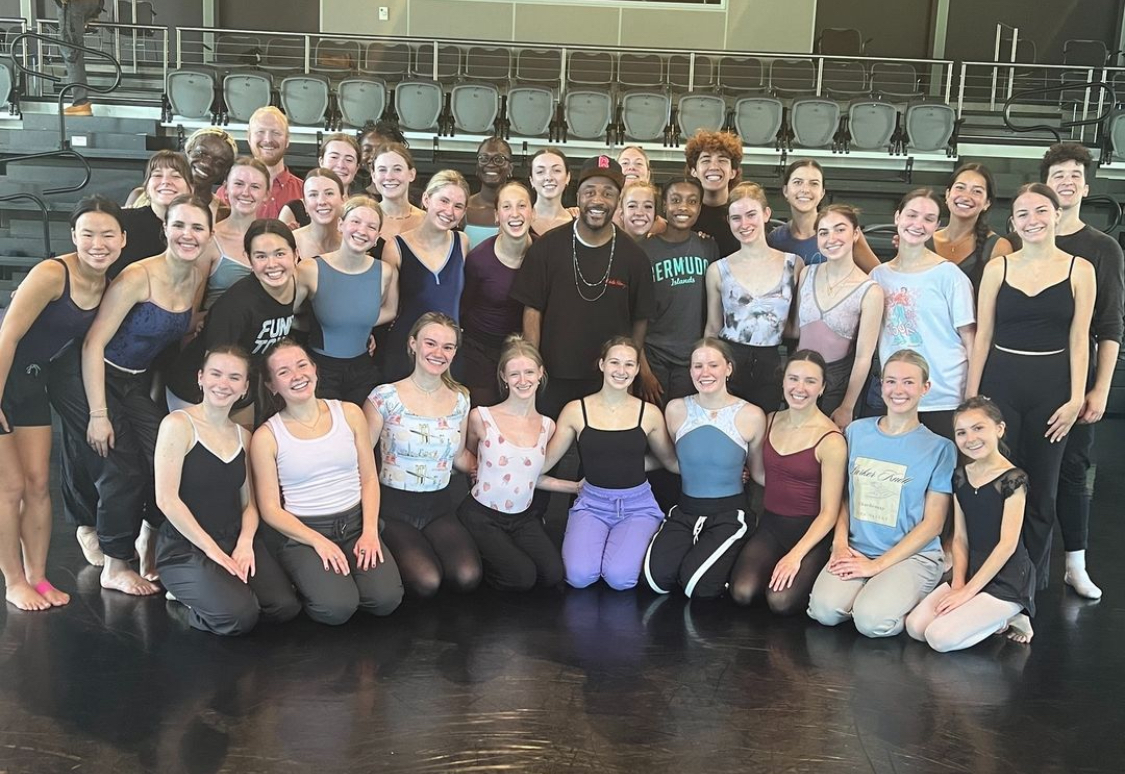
<box><xmin>103</xmin><ymin>301</ymin><xmax>192</xmax><ymax>372</ymax></box>
<box><xmin>11</xmin><ymin>259</ymin><xmax>99</xmax><ymax>364</ymax></box>
<box><xmin>993</xmin><ymin>257</ymin><xmax>1075</xmax><ymax>353</ymax></box>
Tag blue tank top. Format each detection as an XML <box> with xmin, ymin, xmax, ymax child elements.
<box><xmin>11</xmin><ymin>259</ymin><xmax>99</xmax><ymax>364</ymax></box>
<box><xmin>394</xmin><ymin>233</ymin><xmax>465</xmax><ymax>325</ymax></box>
<box><xmin>993</xmin><ymin>257</ymin><xmax>1076</xmax><ymax>353</ymax></box>
<box><xmin>203</xmin><ymin>251</ymin><xmax>252</xmax><ymax>310</ymax></box>
<box><xmin>462</xmin><ymin>223</ymin><xmax>500</xmax><ymax>251</ymax></box>
<box><xmin>103</xmin><ymin>301</ymin><xmax>192</xmax><ymax>372</ymax></box>
<box><xmin>674</xmin><ymin>395</ymin><xmax>748</xmax><ymax>499</ymax></box>
<box><xmin>309</xmin><ymin>255</ymin><xmax>383</xmax><ymax>359</ymax></box>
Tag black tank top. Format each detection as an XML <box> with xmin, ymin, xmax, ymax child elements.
<box><xmin>993</xmin><ymin>257</ymin><xmax>1075</xmax><ymax>352</ymax></box>
<box><xmin>576</xmin><ymin>398</ymin><xmax>649</xmax><ymax>489</ymax></box>
<box><xmin>163</xmin><ymin>414</ymin><xmax>246</xmax><ymax>541</ymax></box>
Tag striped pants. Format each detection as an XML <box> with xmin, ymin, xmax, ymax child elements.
<box><xmin>643</xmin><ymin>494</ymin><xmax>749</xmax><ymax>599</ymax></box>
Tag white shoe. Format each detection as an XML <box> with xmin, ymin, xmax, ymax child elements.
<box><xmin>1064</xmin><ymin>569</ymin><xmax>1103</xmax><ymax>600</ymax></box>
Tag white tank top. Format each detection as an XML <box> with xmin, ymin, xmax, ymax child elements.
<box><xmin>267</xmin><ymin>399</ymin><xmax>361</xmax><ymax>517</ymax></box>
<box><xmin>470</xmin><ymin>406</ymin><xmax>553</xmax><ymax>514</ymax></box>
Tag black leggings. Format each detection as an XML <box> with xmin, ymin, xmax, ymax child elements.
<box><xmin>1057</xmin><ymin>419</ymin><xmax>1093</xmax><ymax>551</ymax></box>
<box><xmin>46</xmin><ymin>344</ymin><xmax>100</xmax><ymax>529</ymax></box>
<box><xmin>379</xmin><ymin>485</ymin><xmax>482</xmax><ymax>597</ymax></box>
<box><xmin>729</xmin><ymin>510</ymin><xmax>829</xmax><ymax>615</ymax></box>
<box><xmin>457</xmin><ymin>495</ymin><xmax>563</xmax><ymax>591</ymax></box>
<box><xmin>981</xmin><ymin>349</ymin><xmax>1070</xmax><ymax>590</ymax></box>
<box><xmin>722</xmin><ymin>340</ymin><xmax>782</xmax><ymax>413</ymax></box>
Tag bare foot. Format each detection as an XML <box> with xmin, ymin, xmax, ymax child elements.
<box><xmin>136</xmin><ymin>522</ymin><xmax>159</xmax><ymax>582</ymax></box>
<box><xmin>76</xmin><ymin>526</ymin><xmax>105</xmax><ymax>567</ymax></box>
<box><xmin>5</xmin><ymin>581</ymin><xmax>51</xmax><ymax>611</ymax></box>
<box><xmin>101</xmin><ymin>559</ymin><xmax>160</xmax><ymax>596</ymax></box>
<box><xmin>30</xmin><ymin>579</ymin><xmax>71</xmax><ymax>607</ymax></box>
<box><xmin>1001</xmin><ymin>613</ymin><xmax>1034</xmax><ymax>644</ymax></box>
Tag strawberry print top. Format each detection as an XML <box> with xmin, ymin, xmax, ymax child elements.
<box><xmin>368</xmin><ymin>383</ymin><xmax>470</xmax><ymax>492</ymax></box>
<box><xmin>470</xmin><ymin>405</ymin><xmax>554</xmax><ymax>514</ymax></box>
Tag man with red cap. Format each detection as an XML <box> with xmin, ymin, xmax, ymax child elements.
<box><xmin>511</xmin><ymin>155</ymin><xmax>655</xmax><ymax>419</ymax></box>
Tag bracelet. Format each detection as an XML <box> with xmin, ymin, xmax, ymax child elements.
<box><xmin>89</xmin><ymin>408</ymin><xmax>109</xmax><ymax>417</ymax></box>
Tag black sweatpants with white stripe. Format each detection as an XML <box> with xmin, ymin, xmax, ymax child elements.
<box><xmin>643</xmin><ymin>494</ymin><xmax>750</xmax><ymax>599</ymax></box>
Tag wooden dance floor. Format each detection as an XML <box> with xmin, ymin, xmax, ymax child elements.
<box><xmin>0</xmin><ymin>426</ymin><xmax>1122</xmax><ymax>773</ymax></box>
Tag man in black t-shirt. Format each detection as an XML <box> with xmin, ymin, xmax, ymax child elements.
<box><xmin>1036</xmin><ymin>143</ymin><xmax>1124</xmax><ymax>600</ymax></box>
<box><xmin>684</xmin><ymin>129</ymin><xmax>743</xmax><ymax>258</ymax></box>
<box><xmin>511</xmin><ymin>155</ymin><xmax>654</xmax><ymax>419</ymax></box>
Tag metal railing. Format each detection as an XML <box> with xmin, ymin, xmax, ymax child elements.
<box><xmin>173</xmin><ymin>26</ymin><xmax>956</xmax><ymax>102</ymax></box>
<box><xmin>34</xmin><ymin>19</ymin><xmax>167</xmax><ymax>81</ymax></box>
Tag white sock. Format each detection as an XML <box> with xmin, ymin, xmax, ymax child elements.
<box><xmin>1065</xmin><ymin>551</ymin><xmax>1103</xmax><ymax>599</ymax></box>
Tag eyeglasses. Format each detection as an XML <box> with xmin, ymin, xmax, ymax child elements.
<box><xmin>478</xmin><ymin>154</ymin><xmax>513</xmax><ymax>166</ymax></box>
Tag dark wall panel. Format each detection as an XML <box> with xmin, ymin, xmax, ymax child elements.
<box><xmin>946</xmin><ymin>0</ymin><xmax>1122</xmax><ymax>65</ymax></box>
<box><xmin>218</xmin><ymin>0</ymin><xmax>318</xmax><ymax>33</ymax></box>
<box><xmin>814</xmin><ymin>0</ymin><xmax>936</xmax><ymax>59</ymax></box>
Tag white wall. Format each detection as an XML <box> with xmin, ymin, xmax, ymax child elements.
<box><xmin>319</xmin><ymin>0</ymin><xmax>817</xmax><ymax>53</ymax></box>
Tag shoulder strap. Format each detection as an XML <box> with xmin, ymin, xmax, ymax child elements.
<box><xmin>1002</xmin><ymin>256</ymin><xmax>1009</xmax><ymax>282</ymax></box>
<box><xmin>1068</xmin><ymin>255</ymin><xmax>1077</xmax><ymax>278</ymax></box>
<box><xmin>579</xmin><ymin>397</ymin><xmax>589</xmax><ymax>426</ymax></box>
<box><xmin>175</xmin><ymin>409</ymin><xmax>200</xmax><ymax>448</ymax></box>
<box><xmin>636</xmin><ymin>398</ymin><xmax>646</xmax><ymax>427</ymax></box>
<box><xmin>813</xmin><ymin>429</ymin><xmax>844</xmax><ymax>448</ymax></box>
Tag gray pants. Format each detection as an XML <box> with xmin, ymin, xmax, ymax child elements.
<box><xmin>807</xmin><ymin>550</ymin><xmax>944</xmax><ymax>638</ymax></box>
<box><xmin>57</xmin><ymin>0</ymin><xmax>104</xmax><ymax>105</ymax></box>
<box><xmin>276</xmin><ymin>506</ymin><xmax>404</xmax><ymax>626</ymax></box>
<box><xmin>157</xmin><ymin>532</ymin><xmax>301</xmax><ymax>636</ymax></box>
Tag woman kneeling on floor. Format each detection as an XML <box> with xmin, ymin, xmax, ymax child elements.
<box><xmin>807</xmin><ymin>349</ymin><xmax>954</xmax><ymax>638</ymax></box>
<box><xmin>251</xmin><ymin>340</ymin><xmax>403</xmax><ymax>625</ymax></box>
<box><xmin>458</xmin><ymin>337</ymin><xmax>572</xmax><ymax>591</ymax></box>
<box><xmin>155</xmin><ymin>346</ymin><xmax>300</xmax><ymax>635</ymax></box>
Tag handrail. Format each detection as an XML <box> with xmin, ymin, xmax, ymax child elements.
<box><xmin>1083</xmin><ymin>194</ymin><xmax>1123</xmax><ymax>233</ymax></box>
<box><xmin>9</xmin><ymin>30</ymin><xmax>122</xmax><ymax>149</ymax></box>
<box><xmin>1001</xmin><ymin>80</ymin><xmax>1115</xmax><ymax>143</ymax></box>
<box><xmin>0</xmin><ymin>193</ymin><xmax>52</xmax><ymax>258</ymax></box>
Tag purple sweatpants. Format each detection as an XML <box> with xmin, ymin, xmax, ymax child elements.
<box><xmin>561</xmin><ymin>481</ymin><xmax>664</xmax><ymax>590</ymax></box>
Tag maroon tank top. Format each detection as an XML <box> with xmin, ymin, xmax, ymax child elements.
<box><xmin>762</xmin><ymin>414</ymin><xmax>841</xmax><ymax>517</ymax></box>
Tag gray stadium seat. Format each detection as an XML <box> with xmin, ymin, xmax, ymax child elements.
<box><xmin>360</xmin><ymin>42</ymin><xmax>411</xmax><ymax>81</ymax></box>
<box><xmin>450</xmin><ymin>82</ymin><xmax>501</xmax><ymax>134</ymax></box>
<box><xmin>677</xmin><ymin>93</ymin><xmax>728</xmax><ymax>138</ymax></box>
<box><xmin>847</xmin><ymin>99</ymin><xmax>899</xmax><ymax>151</ymax></box>
<box><xmin>1108</xmin><ymin>112</ymin><xmax>1125</xmax><ymax>162</ymax></box>
<box><xmin>563</xmin><ymin>51</ymin><xmax>615</xmax><ymax>142</ymax></box>
<box><xmin>790</xmin><ymin>97</ymin><xmax>841</xmax><ymax>148</ymax></box>
<box><xmin>261</xmin><ymin>37</ymin><xmax>306</xmax><ymax>74</ymax></box>
<box><xmin>668</xmin><ymin>54</ymin><xmax>714</xmax><ymax>91</ymax></box>
<box><xmin>280</xmin><ymin>74</ymin><xmax>331</xmax><ymax>126</ymax></box>
<box><xmin>506</xmin><ymin>48</ymin><xmax>560</xmax><ymax>138</ymax></box>
<box><xmin>905</xmin><ymin>101</ymin><xmax>957</xmax><ymax>153</ymax></box>
<box><xmin>166</xmin><ymin>67</ymin><xmax>217</xmax><ymax>120</ymax></box>
<box><xmin>770</xmin><ymin>58</ymin><xmax>816</xmax><ymax>98</ymax></box>
<box><xmin>412</xmin><ymin>43</ymin><xmax>460</xmax><ymax>80</ymax></box>
<box><xmin>450</xmin><ymin>47</ymin><xmax>509</xmax><ymax>135</ymax></box>
<box><xmin>223</xmin><ymin>70</ymin><xmax>273</xmax><ymax>122</ymax></box>
<box><xmin>870</xmin><ymin>63</ymin><xmax>921</xmax><ymax>100</ymax></box>
<box><xmin>337</xmin><ymin>77</ymin><xmax>387</xmax><ymax>128</ymax></box>
<box><xmin>0</xmin><ymin>56</ymin><xmax>12</xmax><ymax>111</ymax></box>
<box><xmin>394</xmin><ymin>78</ymin><xmax>446</xmax><ymax>132</ymax></box>
<box><xmin>214</xmin><ymin>33</ymin><xmax>261</xmax><ymax>68</ymax></box>
<box><xmin>313</xmin><ymin>39</ymin><xmax>360</xmax><ymax>76</ymax></box>
<box><xmin>823</xmin><ymin>60</ymin><xmax>869</xmax><ymax>99</ymax></box>
<box><xmin>618</xmin><ymin>53</ymin><xmax>670</xmax><ymax>142</ymax></box>
<box><xmin>733</xmin><ymin>95</ymin><xmax>784</xmax><ymax>147</ymax></box>
<box><xmin>717</xmin><ymin>56</ymin><xmax>765</xmax><ymax>94</ymax></box>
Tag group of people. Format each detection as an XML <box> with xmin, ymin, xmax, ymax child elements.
<box><xmin>0</xmin><ymin>112</ymin><xmax>1119</xmax><ymax>654</ymax></box>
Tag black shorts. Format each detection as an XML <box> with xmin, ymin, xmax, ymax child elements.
<box><xmin>311</xmin><ymin>350</ymin><xmax>381</xmax><ymax>407</ymax></box>
<box><xmin>0</xmin><ymin>360</ymin><xmax>52</xmax><ymax>433</ymax></box>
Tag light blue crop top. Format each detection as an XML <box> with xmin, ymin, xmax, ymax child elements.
<box><xmin>674</xmin><ymin>395</ymin><xmax>748</xmax><ymax>499</ymax></box>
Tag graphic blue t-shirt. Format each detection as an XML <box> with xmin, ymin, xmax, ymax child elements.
<box><xmin>844</xmin><ymin>417</ymin><xmax>955</xmax><ymax>558</ymax></box>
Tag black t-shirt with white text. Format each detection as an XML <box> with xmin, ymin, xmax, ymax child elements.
<box><xmin>510</xmin><ymin>224</ymin><xmax>654</xmax><ymax>380</ymax></box>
